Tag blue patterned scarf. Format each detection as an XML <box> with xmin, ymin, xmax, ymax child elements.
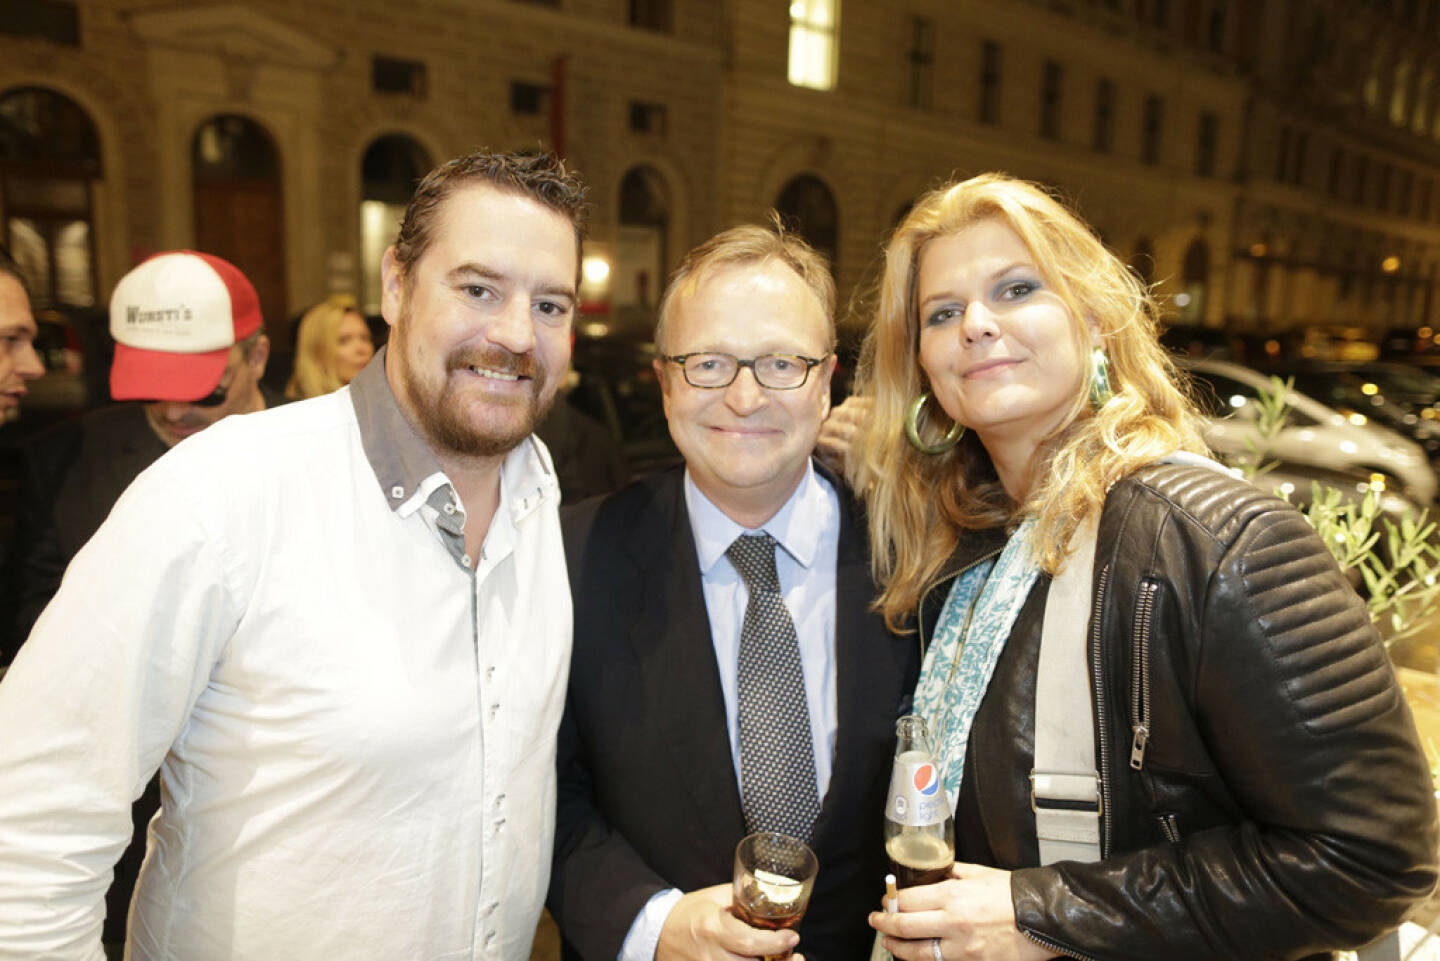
<box><xmin>911</xmin><ymin>517</ymin><xmax>1043</xmax><ymax>810</ymax></box>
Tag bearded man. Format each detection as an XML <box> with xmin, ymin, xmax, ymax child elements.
<box><xmin>0</xmin><ymin>150</ymin><xmax>587</xmax><ymax>961</ymax></box>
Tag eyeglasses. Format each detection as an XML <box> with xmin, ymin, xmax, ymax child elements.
<box><xmin>189</xmin><ymin>377</ymin><xmax>232</xmax><ymax>407</ymax></box>
<box><xmin>144</xmin><ymin>372</ymin><xmax>233</xmax><ymax>408</ymax></box>
<box><xmin>661</xmin><ymin>352</ymin><xmax>829</xmax><ymax>390</ymax></box>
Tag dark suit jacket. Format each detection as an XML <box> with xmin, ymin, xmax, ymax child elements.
<box><xmin>550</xmin><ymin>464</ymin><xmax>919</xmax><ymax>961</ymax></box>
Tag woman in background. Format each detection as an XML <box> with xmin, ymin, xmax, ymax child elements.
<box><xmin>286</xmin><ymin>294</ymin><xmax>374</xmax><ymax>399</ymax></box>
<box><xmin>857</xmin><ymin>173</ymin><xmax>1437</xmax><ymax>960</ymax></box>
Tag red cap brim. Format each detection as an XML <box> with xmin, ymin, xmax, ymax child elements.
<box><xmin>110</xmin><ymin>343</ymin><xmax>230</xmax><ymax>402</ymax></box>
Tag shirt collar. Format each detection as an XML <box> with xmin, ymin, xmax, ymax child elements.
<box><xmin>685</xmin><ymin>460</ymin><xmax>831</xmax><ymax>576</ymax></box>
<box><xmin>349</xmin><ymin>345</ymin><xmax>558</xmax><ymax>520</ymax></box>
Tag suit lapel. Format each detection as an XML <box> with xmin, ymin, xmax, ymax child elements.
<box><xmin>812</xmin><ymin>479</ymin><xmax>905</xmax><ymax>844</ymax></box>
<box><xmin>624</xmin><ymin>472</ymin><xmax>747</xmax><ymax>838</ymax></box>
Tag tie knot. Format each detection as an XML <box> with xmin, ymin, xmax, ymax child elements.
<box><xmin>727</xmin><ymin>533</ymin><xmax>780</xmax><ymax>594</ymax></box>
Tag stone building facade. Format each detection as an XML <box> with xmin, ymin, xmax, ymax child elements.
<box><xmin>1</xmin><ymin>0</ymin><xmax>1437</xmax><ymax>349</ymax></box>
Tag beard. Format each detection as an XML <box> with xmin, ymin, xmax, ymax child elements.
<box><xmin>392</xmin><ymin>315</ymin><xmax>555</xmax><ymax>459</ymax></box>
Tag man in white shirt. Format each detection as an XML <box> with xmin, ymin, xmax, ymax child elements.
<box><xmin>0</xmin><ymin>149</ymin><xmax>587</xmax><ymax>961</ymax></box>
<box><xmin>550</xmin><ymin>221</ymin><xmax>918</xmax><ymax>961</ymax></box>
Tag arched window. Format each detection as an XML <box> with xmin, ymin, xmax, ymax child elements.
<box><xmin>0</xmin><ymin>86</ymin><xmax>102</xmax><ymax>307</ymax></box>
<box><xmin>774</xmin><ymin>174</ymin><xmax>838</xmax><ymax>273</ymax></box>
<box><xmin>359</xmin><ymin>134</ymin><xmax>432</xmax><ymax>315</ymax></box>
<box><xmin>616</xmin><ymin>165</ymin><xmax>669</xmax><ymax>310</ymax></box>
<box><xmin>192</xmin><ymin>115</ymin><xmax>286</xmax><ymax>338</ymax></box>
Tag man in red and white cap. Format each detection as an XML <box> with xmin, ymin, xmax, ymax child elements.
<box><xmin>110</xmin><ymin>250</ymin><xmax>271</xmax><ymax>447</ymax></box>
<box><xmin>1</xmin><ymin>251</ymin><xmax>277</xmax><ymax>953</ymax></box>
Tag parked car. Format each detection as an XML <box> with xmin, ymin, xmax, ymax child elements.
<box><xmin>1255</xmin><ymin>361</ymin><xmax>1440</xmax><ymax>469</ymax></box>
<box><xmin>568</xmin><ymin>335</ymin><xmax>680</xmax><ymax>478</ymax></box>
<box><xmin>1178</xmin><ymin>357</ymin><xmax>1437</xmax><ymax>506</ymax></box>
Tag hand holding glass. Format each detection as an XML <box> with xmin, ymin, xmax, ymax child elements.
<box><xmin>731</xmin><ymin>831</ymin><xmax>819</xmax><ymax>961</ymax></box>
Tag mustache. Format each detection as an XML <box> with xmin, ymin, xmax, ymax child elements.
<box><xmin>445</xmin><ymin>346</ymin><xmax>536</xmax><ymax>379</ymax></box>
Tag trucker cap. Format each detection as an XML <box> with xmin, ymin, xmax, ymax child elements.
<box><xmin>109</xmin><ymin>250</ymin><xmax>263</xmax><ymax>402</ymax></box>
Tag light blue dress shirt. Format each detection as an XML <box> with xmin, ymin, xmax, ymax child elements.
<box><xmin>618</xmin><ymin>461</ymin><xmax>841</xmax><ymax>961</ymax></box>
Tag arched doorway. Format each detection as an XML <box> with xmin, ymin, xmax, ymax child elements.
<box><xmin>0</xmin><ymin>86</ymin><xmax>102</xmax><ymax>308</ymax></box>
<box><xmin>192</xmin><ymin>114</ymin><xmax>286</xmax><ymax>343</ymax></box>
<box><xmin>774</xmin><ymin>174</ymin><xmax>838</xmax><ymax>273</ymax></box>
<box><xmin>360</xmin><ymin>134</ymin><xmax>432</xmax><ymax>316</ymax></box>
<box><xmin>617</xmin><ymin>165</ymin><xmax>669</xmax><ymax>314</ymax></box>
<box><xmin>1180</xmin><ymin>237</ymin><xmax>1210</xmax><ymax>323</ymax></box>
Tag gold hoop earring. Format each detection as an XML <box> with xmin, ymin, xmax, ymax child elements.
<box><xmin>905</xmin><ymin>393</ymin><xmax>964</xmax><ymax>454</ymax></box>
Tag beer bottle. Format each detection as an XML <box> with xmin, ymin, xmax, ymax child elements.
<box><xmin>883</xmin><ymin>715</ymin><xmax>954</xmax><ymax>888</ymax></box>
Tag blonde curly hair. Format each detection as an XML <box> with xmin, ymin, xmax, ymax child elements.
<box><xmin>850</xmin><ymin>173</ymin><xmax>1208</xmax><ymax>631</ymax></box>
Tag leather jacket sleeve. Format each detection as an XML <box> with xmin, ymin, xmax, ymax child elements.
<box><xmin>1010</xmin><ymin>469</ymin><xmax>1438</xmax><ymax>960</ymax></box>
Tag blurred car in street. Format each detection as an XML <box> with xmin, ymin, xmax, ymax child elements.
<box><xmin>568</xmin><ymin>335</ymin><xmax>679</xmax><ymax>478</ymax></box>
<box><xmin>1254</xmin><ymin>360</ymin><xmax>1440</xmax><ymax>469</ymax></box>
<box><xmin>1179</xmin><ymin>356</ymin><xmax>1437</xmax><ymax>506</ymax></box>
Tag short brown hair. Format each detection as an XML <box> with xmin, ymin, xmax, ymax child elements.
<box><xmin>655</xmin><ymin>214</ymin><xmax>836</xmax><ymax>352</ymax></box>
<box><xmin>0</xmin><ymin>243</ymin><xmax>27</xmax><ymax>297</ymax></box>
<box><xmin>390</xmin><ymin>149</ymin><xmax>589</xmax><ymax>274</ymax></box>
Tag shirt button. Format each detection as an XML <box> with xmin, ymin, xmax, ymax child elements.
<box><xmin>485</xmin><ymin>666</ymin><xmax>495</xmax><ymax>682</ymax></box>
<box><xmin>494</xmin><ymin>793</ymin><xmax>505</xmax><ymax>809</ymax></box>
<box><xmin>390</xmin><ymin>485</ymin><xmax>405</xmax><ymax>499</ymax></box>
<box><xmin>493</xmin><ymin>818</ymin><xmax>506</xmax><ymax>834</ymax></box>
<box><xmin>443</xmin><ymin>502</ymin><xmax>456</xmax><ymax>515</ymax></box>
<box><xmin>462</xmin><ymin>555</ymin><xmax>472</xmax><ymax>568</ymax></box>
<box><xmin>489</xmin><ymin>703</ymin><xmax>500</xmax><ymax>721</ymax></box>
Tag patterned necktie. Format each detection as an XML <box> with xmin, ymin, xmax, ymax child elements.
<box><xmin>727</xmin><ymin>532</ymin><xmax>821</xmax><ymax>841</ymax></box>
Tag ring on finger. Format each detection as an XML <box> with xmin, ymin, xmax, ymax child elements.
<box><xmin>930</xmin><ymin>937</ymin><xmax>943</xmax><ymax>961</ymax></box>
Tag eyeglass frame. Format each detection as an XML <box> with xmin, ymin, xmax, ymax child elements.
<box><xmin>141</xmin><ymin>366</ymin><xmax>236</xmax><ymax>408</ymax></box>
<box><xmin>659</xmin><ymin>351</ymin><xmax>831</xmax><ymax>390</ymax></box>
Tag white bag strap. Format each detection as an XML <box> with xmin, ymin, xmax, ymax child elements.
<box><xmin>1032</xmin><ymin>513</ymin><xmax>1102</xmax><ymax>865</ymax></box>
<box><xmin>1032</xmin><ymin>452</ymin><xmax>1234</xmax><ymax>864</ymax></box>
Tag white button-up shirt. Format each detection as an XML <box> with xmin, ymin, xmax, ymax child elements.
<box><xmin>0</xmin><ymin>352</ymin><xmax>572</xmax><ymax>961</ymax></box>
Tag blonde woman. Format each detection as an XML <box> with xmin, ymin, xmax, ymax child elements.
<box><xmin>286</xmin><ymin>294</ymin><xmax>375</xmax><ymax>399</ymax></box>
<box><xmin>857</xmin><ymin>174</ymin><xmax>1437</xmax><ymax>960</ymax></box>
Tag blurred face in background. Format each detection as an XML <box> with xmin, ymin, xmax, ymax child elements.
<box><xmin>334</xmin><ymin>310</ymin><xmax>375</xmax><ymax>385</ymax></box>
<box><xmin>0</xmin><ymin>273</ymin><xmax>44</xmax><ymax>414</ymax></box>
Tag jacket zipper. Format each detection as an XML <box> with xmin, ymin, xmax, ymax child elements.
<box><xmin>1129</xmin><ymin>579</ymin><xmax>1158</xmax><ymax>771</ymax></box>
<box><xmin>1091</xmin><ymin>563</ymin><xmax>1113</xmax><ymax>857</ymax></box>
<box><xmin>1157</xmin><ymin>811</ymin><xmax>1181</xmax><ymax>843</ymax></box>
<box><xmin>914</xmin><ymin>546</ymin><xmax>1004</xmax><ymax>653</ymax></box>
<box><xmin>1020</xmin><ymin>927</ymin><xmax>1102</xmax><ymax>961</ymax></box>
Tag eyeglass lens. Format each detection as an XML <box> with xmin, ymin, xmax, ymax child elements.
<box><xmin>681</xmin><ymin>353</ymin><xmax>814</xmax><ymax>390</ymax></box>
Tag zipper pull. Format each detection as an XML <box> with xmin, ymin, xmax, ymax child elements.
<box><xmin>1129</xmin><ymin>724</ymin><xmax>1150</xmax><ymax>770</ymax></box>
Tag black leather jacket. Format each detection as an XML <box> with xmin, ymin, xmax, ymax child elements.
<box><xmin>920</xmin><ymin>464</ymin><xmax>1438</xmax><ymax>961</ymax></box>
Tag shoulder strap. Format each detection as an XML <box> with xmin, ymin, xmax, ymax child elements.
<box><xmin>1031</xmin><ymin>451</ymin><xmax>1230</xmax><ymax>865</ymax></box>
<box><xmin>1032</xmin><ymin>514</ymin><xmax>1102</xmax><ymax>864</ymax></box>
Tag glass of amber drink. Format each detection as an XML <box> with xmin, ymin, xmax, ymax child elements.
<box><xmin>731</xmin><ymin>831</ymin><xmax>819</xmax><ymax>961</ymax></box>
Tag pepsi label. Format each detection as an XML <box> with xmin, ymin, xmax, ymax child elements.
<box><xmin>887</xmin><ymin>750</ymin><xmax>948</xmax><ymax>827</ymax></box>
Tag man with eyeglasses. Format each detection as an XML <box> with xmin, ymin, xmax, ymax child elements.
<box><xmin>550</xmin><ymin>220</ymin><xmax>917</xmax><ymax>961</ymax></box>
<box><xmin>1</xmin><ymin>251</ymin><xmax>277</xmax><ymax>955</ymax></box>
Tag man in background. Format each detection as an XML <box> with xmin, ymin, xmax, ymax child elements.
<box><xmin>4</xmin><ymin>250</ymin><xmax>275</xmax><ymax>660</ymax></box>
<box><xmin>0</xmin><ymin>245</ymin><xmax>45</xmax><ymax>421</ymax></box>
